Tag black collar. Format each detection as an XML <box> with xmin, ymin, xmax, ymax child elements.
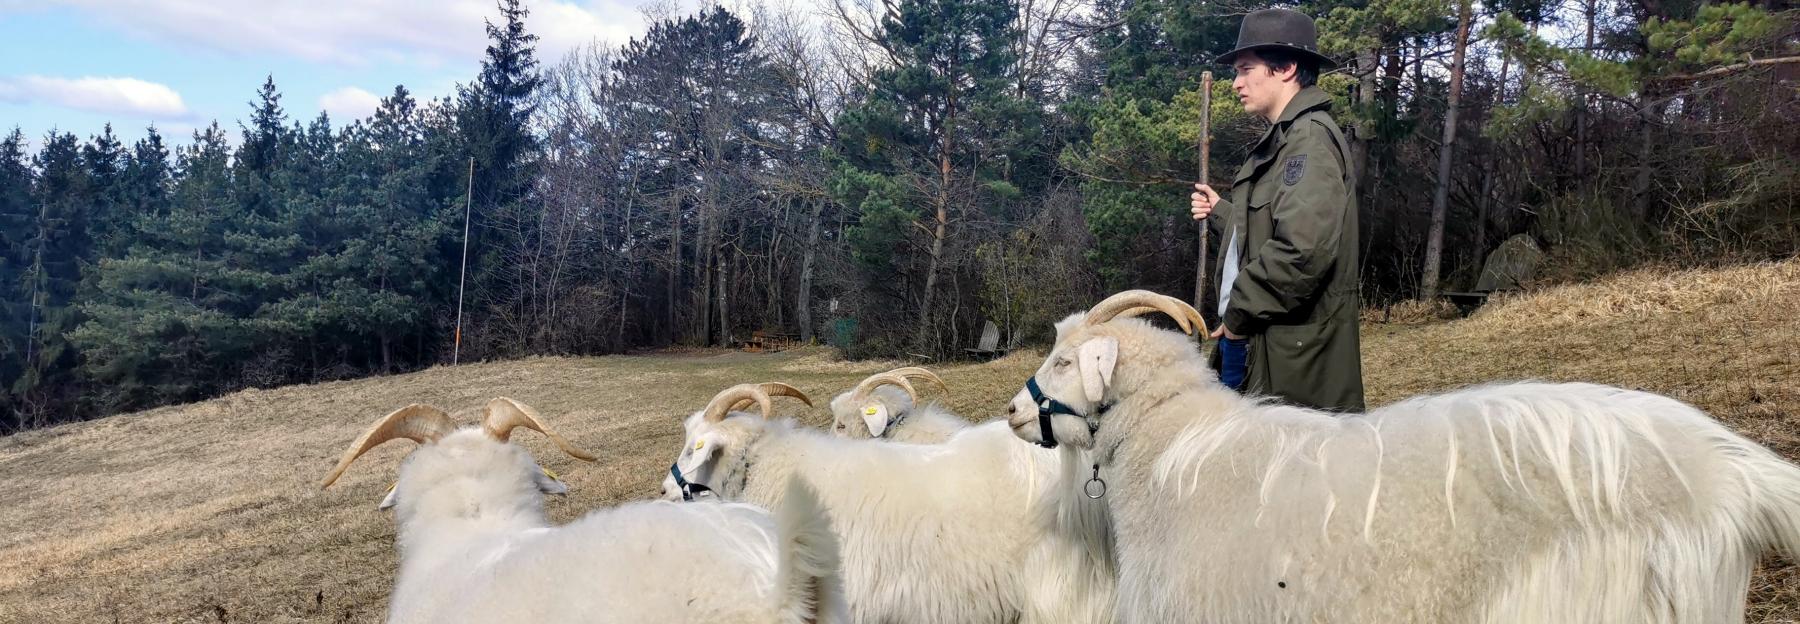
<box><xmin>879</xmin><ymin>408</ymin><xmax>908</xmax><ymax>439</ymax></box>
<box><xmin>668</xmin><ymin>462</ymin><xmax>713</xmax><ymax>501</ymax></box>
<box><xmin>1025</xmin><ymin>376</ymin><xmax>1110</xmax><ymax>449</ymax></box>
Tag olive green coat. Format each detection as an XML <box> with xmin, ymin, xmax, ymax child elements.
<box><xmin>1209</xmin><ymin>86</ymin><xmax>1365</xmax><ymax>412</ymax></box>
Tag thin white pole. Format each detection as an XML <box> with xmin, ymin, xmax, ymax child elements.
<box><xmin>454</xmin><ymin>157</ymin><xmax>473</xmax><ymax>365</ymax></box>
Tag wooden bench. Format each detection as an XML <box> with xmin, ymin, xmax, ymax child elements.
<box><xmin>744</xmin><ymin>330</ymin><xmax>800</xmax><ymax>353</ymax></box>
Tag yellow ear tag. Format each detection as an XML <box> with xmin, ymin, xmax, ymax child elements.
<box><xmin>694</xmin><ymin>440</ymin><xmax>705</xmax><ymax>451</ymax></box>
<box><xmin>864</xmin><ymin>405</ymin><xmax>880</xmax><ymax>416</ymax></box>
<box><xmin>385</xmin><ymin>481</ymin><xmax>397</xmax><ymax>494</ymax></box>
<box><xmin>539</xmin><ymin>466</ymin><xmax>561</xmax><ymax>481</ymax></box>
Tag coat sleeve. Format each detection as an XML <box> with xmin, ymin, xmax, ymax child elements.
<box><xmin>1207</xmin><ymin>197</ymin><xmax>1232</xmax><ymax>236</ymax></box>
<box><xmin>1222</xmin><ymin>120</ymin><xmax>1349</xmax><ymax>336</ymax></box>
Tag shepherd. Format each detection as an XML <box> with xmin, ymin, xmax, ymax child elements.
<box><xmin>1189</xmin><ymin>7</ymin><xmax>1364</xmax><ymax>412</ymax></box>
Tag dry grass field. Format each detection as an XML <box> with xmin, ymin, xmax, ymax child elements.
<box><xmin>1</xmin><ymin>258</ymin><xmax>1795</xmax><ymax>623</ymax></box>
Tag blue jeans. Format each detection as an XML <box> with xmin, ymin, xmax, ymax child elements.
<box><xmin>1218</xmin><ymin>337</ymin><xmax>1250</xmax><ymax>391</ymax></box>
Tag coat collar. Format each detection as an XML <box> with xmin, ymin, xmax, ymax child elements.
<box><xmin>1276</xmin><ymin>85</ymin><xmax>1333</xmax><ymax>125</ymax></box>
<box><xmin>1236</xmin><ymin>86</ymin><xmax>1334</xmax><ymax>184</ymax></box>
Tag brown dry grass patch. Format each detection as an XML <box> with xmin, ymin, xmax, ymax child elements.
<box><xmin>1</xmin><ymin>258</ymin><xmax>1796</xmax><ymax>622</ymax></box>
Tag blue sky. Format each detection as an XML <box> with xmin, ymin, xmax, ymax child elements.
<box><xmin>0</xmin><ymin>0</ymin><xmax>668</xmax><ymax>151</ymax></box>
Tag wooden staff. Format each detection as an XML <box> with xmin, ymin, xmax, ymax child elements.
<box><xmin>1192</xmin><ymin>71</ymin><xmax>1213</xmax><ymax>311</ymax></box>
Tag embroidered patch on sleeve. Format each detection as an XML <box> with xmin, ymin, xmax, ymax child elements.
<box><xmin>1282</xmin><ymin>155</ymin><xmax>1307</xmax><ymax>186</ymax></box>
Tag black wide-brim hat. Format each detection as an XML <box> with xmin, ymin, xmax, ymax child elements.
<box><xmin>1214</xmin><ymin>8</ymin><xmax>1337</xmax><ymax>70</ymax></box>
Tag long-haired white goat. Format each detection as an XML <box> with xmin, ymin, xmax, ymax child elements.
<box><xmin>662</xmin><ymin>383</ymin><xmax>1115</xmax><ymax>624</ymax></box>
<box><xmin>321</xmin><ymin>398</ymin><xmax>847</xmax><ymax>624</ymax></box>
<box><xmin>827</xmin><ymin>367</ymin><xmax>968</xmax><ymax>443</ymax></box>
<box><xmin>1005</xmin><ymin>290</ymin><xmax>1800</xmax><ymax>623</ymax></box>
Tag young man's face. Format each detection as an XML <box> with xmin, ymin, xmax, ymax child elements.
<box><xmin>1232</xmin><ymin>51</ymin><xmax>1297</xmax><ymax>122</ymax></box>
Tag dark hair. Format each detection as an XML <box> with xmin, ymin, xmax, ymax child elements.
<box><xmin>1253</xmin><ymin>48</ymin><xmax>1319</xmax><ymax>88</ymax></box>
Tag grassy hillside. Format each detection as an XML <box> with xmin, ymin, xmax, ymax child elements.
<box><xmin>1</xmin><ymin>259</ymin><xmax>1795</xmax><ymax>623</ymax></box>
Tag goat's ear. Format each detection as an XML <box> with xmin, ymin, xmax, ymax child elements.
<box><xmin>681</xmin><ymin>432</ymin><xmax>725</xmax><ymax>474</ymax></box>
<box><xmin>378</xmin><ymin>482</ymin><xmax>400</xmax><ymax>510</ymax></box>
<box><xmin>1076</xmin><ymin>336</ymin><xmax>1119</xmax><ymax>404</ymax></box>
<box><xmin>861</xmin><ymin>403</ymin><xmax>890</xmax><ymax>437</ymax></box>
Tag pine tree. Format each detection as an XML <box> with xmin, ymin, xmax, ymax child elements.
<box><xmin>267</xmin><ymin>111</ymin><xmax>342</xmax><ymax>379</ymax></box>
<box><xmin>290</xmin><ymin>112</ymin><xmax>335</xmax><ymax>205</ymax></box>
<box><xmin>12</xmin><ymin>131</ymin><xmax>94</xmax><ymax>426</ymax></box>
<box><xmin>831</xmin><ymin>0</ymin><xmax>1040</xmax><ymax>355</ymax></box>
<box><xmin>82</xmin><ymin>124</ymin><xmax>129</xmax><ymax>259</ymax></box>
<box><xmin>122</xmin><ymin>126</ymin><xmax>173</xmax><ymax>223</ymax></box>
<box><xmin>1057</xmin><ymin>0</ymin><xmax>1246</xmax><ymax>291</ymax></box>
<box><xmin>275</xmin><ymin>86</ymin><xmax>447</xmax><ymax>374</ymax></box>
<box><xmin>457</xmin><ymin>0</ymin><xmax>545</xmax><ymax>342</ymax></box>
<box><xmin>74</xmin><ymin>124</ymin><xmax>247</xmax><ymax>411</ymax></box>
<box><xmin>221</xmin><ymin>79</ymin><xmax>305</xmax><ymax>385</ymax></box>
<box><xmin>237</xmin><ymin>76</ymin><xmax>292</xmax><ymax>220</ymax></box>
<box><xmin>361</xmin><ymin>87</ymin><xmax>449</xmax><ymax>371</ymax></box>
<box><xmin>0</xmin><ymin>128</ymin><xmax>34</xmax><ymax>429</ymax></box>
<box><xmin>1420</xmin><ymin>0</ymin><xmax>1475</xmax><ymax>299</ymax></box>
<box><xmin>612</xmin><ymin>6</ymin><xmax>782</xmax><ymax>346</ymax></box>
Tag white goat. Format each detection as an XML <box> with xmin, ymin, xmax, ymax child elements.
<box><xmin>1005</xmin><ymin>290</ymin><xmax>1800</xmax><ymax>624</ymax></box>
<box><xmin>662</xmin><ymin>383</ymin><xmax>1115</xmax><ymax>624</ymax></box>
<box><xmin>321</xmin><ymin>398</ymin><xmax>848</xmax><ymax>624</ymax></box>
<box><xmin>828</xmin><ymin>367</ymin><xmax>967</xmax><ymax>443</ymax></box>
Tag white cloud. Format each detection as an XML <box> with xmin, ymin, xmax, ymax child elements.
<box><xmin>55</xmin><ymin>0</ymin><xmax>653</xmax><ymax>67</ymax></box>
<box><xmin>533</xmin><ymin>1</ymin><xmax>645</xmax><ymax>62</ymax></box>
<box><xmin>318</xmin><ymin>87</ymin><xmax>384</xmax><ymax>122</ymax></box>
<box><xmin>0</xmin><ymin>75</ymin><xmax>190</xmax><ymax>118</ymax></box>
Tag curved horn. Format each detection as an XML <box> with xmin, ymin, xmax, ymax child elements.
<box><xmin>320</xmin><ymin>404</ymin><xmax>457</xmax><ymax>489</ymax></box>
<box><xmin>1117</xmin><ymin>303</ymin><xmax>1210</xmax><ymax>337</ymax></box>
<box><xmin>852</xmin><ymin>372</ymin><xmax>916</xmax><ymax>403</ymax></box>
<box><xmin>729</xmin><ymin>383</ymin><xmax>815</xmax><ymax>412</ymax></box>
<box><xmin>852</xmin><ymin>367</ymin><xmax>948</xmax><ymax>403</ymax></box>
<box><xmin>482</xmin><ymin>398</ymin><xmax>598</xmax><ymax>462</ymax></box>
<box><xmin>706</xmin><ymin>383</ymin><xmax>813</xmax><ymax>422</ymax></box>
<box><xmin>891</xmin><ymin>367</ymin><xmax>948</xmax><ymax>395</ymax></box>
<box><xmin>757</xmin><ymin>382</ymin><xmax>813</xmax><ymax>408</ymax></box>
<box><xmin>1085</xmin><ymin>290</ymin><xmax>1209</xmax><ymax>336</ymax></box>
<box><xmin>705</xmin><ymin>384</ymin><xmax>773</xmax><ymax>423</ymax></box>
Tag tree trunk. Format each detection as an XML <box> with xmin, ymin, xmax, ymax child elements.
<box><xmin>1575</xmin><ymin>0</ymin><xmax>1597</xmax><ymax>179</ymax></box>
<box><xmin>616</xmin><ymin>186</ymin><xmax>636</xmax><ymax>350</ymax></box>
<box><xmin>192</xmin><ymin>245</ymin><xmax>202</xmax><ymax>304</ymax></box>
<box><xmin>1420</xmin><ymin>0</ymin><xmax>1473</xmax><ymax>300</ymax></box>
<box><xmin>766</xmin><ymin>199</ymin><xmax>787</xmax><ymax>328</ymax></box>
<box><xmin>1476</xmin><ymin>164</ymin><xmax>1493</xmax><ymax>268</ymax></box>
<box><xmin>380</xmin><ymin>333</ymin><xmax>393</xmax><ymax>374</ymax></box>
<box><xmin>1632</xmin><ymin>96</ymin><xmax>1660</xmax><ymax>222</ymax></box>
<box><xmin>913</xmin><ymin>91</ymin><xmax>955</xmax><ymax>356</ymax></box>
<box><xmin>666</xmin><ymin>195</ymin><xmax>681</xmax><ymax>345</ymax></box>
<box><xmin>915</xmin><ymin>182</ymin><xmax>948</xmax><ymax>355</ymax></box>
<box><xmin>1496</xmin><ymin>45</ymin><xmax>1513</xmax><ymax>103</ymax></box>
<box><xmin>1382</xmin><ymin>46</ymin><xmax>1402</xmax><ymax>104</ymax></box>
<box><xmin>716</xmin><ymin>240</ymin><xmax>730</xmax><ymax>347</ymax></box>
<box><xmin>1477</xmin><ymin>50</ymin><xmax>1513</xmax><ymax>266</ymax></box>
<box><xmin>1351</xmin><ymin>48</ymin><xmax>1378</xmax><ymax>197</ymax></box>
<box><xmin>1521</xmin><ymin>20</ymin><xmax>1541</xmax><ymax>88</ymax></box>
<box><xmin>697</xmin><ymin>213</ymin><xmax>713</xmax><ymax>345</ymax></box>
<box><xmin>1377</xmin><ymin>46</ymin><xmax>1403</xmax><ymax>189</ymax></box>
<box><xmin>1411</xmin><ymin>43</ymin><xmax>1425</xmax><ymax>108</ymax></box>
<box><xmin>797</xmin><ymin>199</ymin><xmax>822</xmax><ymax>343</ymax></box>
<box><xmin>23</xmin><ymin>223</ymin><xmax>44</xmax><ymax>372</ymax></box>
